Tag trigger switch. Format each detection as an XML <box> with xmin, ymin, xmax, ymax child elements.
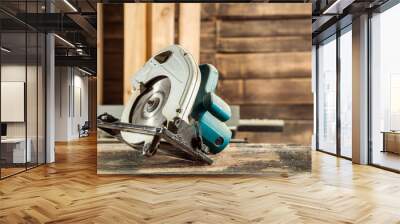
<box><xmin>154</xmin><ymin>50</ymin><xmax>172</xmax><ymax>64</ymax></box>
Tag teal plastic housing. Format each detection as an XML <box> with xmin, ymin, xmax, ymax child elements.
<box><xmin>191</xmin><ymin>64</ymin><xmax>232</xmax><ymax>154</ymax></box>
<box><xmin>203</xmin><ymin>93</ymin><xmax>231</xmax><ymax>122</ymax></box>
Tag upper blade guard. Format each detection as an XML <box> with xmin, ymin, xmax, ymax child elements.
<box><xmin>120</xmin><ymin>45</ymin><xmax>201</xmax><ymax>147</ymax></box>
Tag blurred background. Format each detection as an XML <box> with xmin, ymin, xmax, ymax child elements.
<box><xmin>97</xmin><ymin>3</ymin><xmax>312</xmax><ymax>145</ymax></box>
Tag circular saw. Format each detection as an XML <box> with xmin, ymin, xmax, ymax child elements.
<box><xmin>98</xmin><ymin>45</ymin><xmax>232</xmax><ymax>165</ymax></box>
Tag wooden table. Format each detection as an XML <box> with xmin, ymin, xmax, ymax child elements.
<box><xmin>97</xmin><ymin>141</ymin><xmax>311</xmax><ymax>175</ymax></box>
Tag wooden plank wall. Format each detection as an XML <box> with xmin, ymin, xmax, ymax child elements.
<box><xmin>101</xmin><ymin>3</ymin><xmax>200</xmax><ymax>104</ymax></box>
<box><xmin>200</xmin><ymin>3</ymin><xmax>313</xmax><ymax>145</ymax></box>
<box><xmin>122</xmin><ymin>3</ymin><xmax>200</xmax><ymax>104</ymax></box>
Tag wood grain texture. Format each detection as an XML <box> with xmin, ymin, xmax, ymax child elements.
<box><xmin>148</xmin><ymin>4</ymin><xmax>175</xmax><ymax>55</ymax></box>
<box><xmin>218</xmin><ymin>19</ymin><xmax>310</xmax><ymax>37</ymax></box>
<box><xmin>97</xmin><ymin>142</ymin><xmax>311</xmax><ymax>175</ymax></box>
<box><xmin>218</xmin><ymin>3</ymin><xmax>311</xmax><ymax>19</ymax></box>
<box><xmin>178</xmin><ymin>4</ymin><xmax>201</xmax><ymax>62</ymax></box>
<box><xmin>199</xmin><ymin>10</ymin><xmax>217</xmax><ymax>65</ymax></box>
<box><xmin>237</xmin><ymin>120</ymin><xmax>313</xmax><ymax>144</ymax></box>
<box><xmin>200</xmin><ymin>3</ymin><xmax>217</xmax><ymax>20</ymax></box>
<box><xmin>217</xmin><ymin>79</ymin><xmax>244</xmax><ymax>104</ymax></box>
<box><xmin>244</xmin><ymin>78</ymin><xmax>313</xmax><ymax>104</ymax></box>
<box><xmin>218</xmin><ymin>78</ymin><xmax>312</xmax><ymax>105</ymax></box>
<box><xmin>88</xmin><ymin>77</ymin><xmax>97</xmax><ymax>132</ymax></box>
<box><xmin>100</xmin><ymin>4</ymin><xmax>314</xmax><ymax>145</ymax></box>
<box><xmin>200</xmin><ymin>35</ymin><xmax>216</xmax><ymax>52</ymax></box>
<box><xmin>201</xmin><ymin>4</ymin><xmax>313</xmax><ymax>145</ymax></box>
<box><xmin>102</xmin><ymin>4</ymin><xmax>124</xmax><ymax>105</ymax></box>
<box><xmin>123</xmin><ymin>4</ymin><xmax>147</xmax><ymax>104</ymax></box>
<box><xmin>200</xmin><ymin>20</ymin><xmax>216</xmax><ymax>37</ymax></box>
<box><xmin>218</xmin><ymin>36</ymin><xmax>311</xmax><ymax>53</ymax></box>
<box><xmin>102</xmin><ymin>22</ymin><xmax>123</xmax><ymax>39</ymax></box>
<box><xmin>240</xmin><ymin>104</ymin><xmax>313</xmax><ymax>120</ymax></box>
<box><xmin>2</xmin><ymin>136</ymin><xmax>400</xmax><ymax>223</ymax></box>
<box><xmin>97</xmin><ymin>3</ymin><xmax>103</xmax><ymax>104</ymax></box>
<box><xmin>200</xmin><ymin>52</ymin><xmax>216</xmax><ymax>65</ymax></box>
<box><xmin>216</xmin><ymin>52</ymin><xmax>311</xmax><ymax>79</ymax></box>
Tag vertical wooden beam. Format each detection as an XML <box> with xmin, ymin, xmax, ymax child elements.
<box><xmin>88</xmin><ymin>77</ymin><xmax>97</xmax><ymax>132</ymax></box>
<box><xmin>147</xmin><ymin>3</ymin><xmax>175</xmax><ymax>56</ymax></box>
<box><xmin>96</xmin><ymin>3</ymin><xmax>103</xmax><ymax>105</ymax></box>
<box><xmin>102</xmin><ymin>5</ymin><xmax>124</xmax><ymax>105</ymax></box>
<box><xmin>178</xmin><ymin>3</ymin><xmax>201</xmax><ymax>62</ymax></box>
<box><xmin>123</xmin><ymin>4</ymin><xmax>147</xmax><ymax>104</ymax></box>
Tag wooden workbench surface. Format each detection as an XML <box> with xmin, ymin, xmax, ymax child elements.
<box><xmin>97</xmin><ymin>141</ymin><xmax>311</xmax><ymax>175</ymax></box>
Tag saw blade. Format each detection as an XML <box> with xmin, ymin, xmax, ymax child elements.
<box><xmin>129</xmin><ymin>77</ymin><xmax>171</xmax><ymax>128</ymax></box>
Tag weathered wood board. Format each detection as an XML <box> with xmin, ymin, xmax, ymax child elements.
<box><xmin>97</xmin><ymin>141</ymin><xmax>311</xmax><ymax>175</ymax></box>
<box><xmin>148</xmin><ymin>4</ymin><xmax>175</xmax><ymax>55</ymax></box>
<box><xmin>217</xmin><ymin>36</ymin><xmax>311</xmax><ymax>53</ymax></box>
<box><xmin>217</xmin><ymin>19</ymin><xmax>310</xmax><ymax>37</ymax></box>
<box><xmin>217</xmin><ymin>3</ymin><xmax>311</xmax><ymax>18</ymax></box>
<box><xmin>217</xmin><ymin>78</ymin><xmax>313</xmax><ymax>105</ymax></box>
<box><xmin>216</xmin><ymin>52</ymin><xmax>311</xmax><ymax>79</ymax></box>
<box><xmin>236</xmin><ymin>120</ymin><xmax>314</xmax><ymax>144</ymax></box>
<box><xmin>102</xmin><ymin>5</ymin><xmax>124</xmax><ymax>105</ymax></box>
<box><xmin>199</xmin><ymin>3</ymin><xmax>313</xmax><ymax>145</ymax></box>
<box><xmin>240</xmin><ymin>104</ymin><xmax>314</xmax><ymax>120</ymax></box>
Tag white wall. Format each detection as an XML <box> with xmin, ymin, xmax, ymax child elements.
<box><xmin>55</xmin><ymin>66</ymin><xmax>69</xmax><ymax>141</ymax></box>
<box><xmin>1</xmin><ymin>63</ymin><xmax>46</xmax><ymax>164</ymax></box>
<box><xmin>55</xmin><ymin>67</ymin><xmax>89</xmax><ymax>141</ymax></box>
<box><xmin>1</xmin><ymin>65</ymin><xmax>32</xmax><ymax>137</ymax></box>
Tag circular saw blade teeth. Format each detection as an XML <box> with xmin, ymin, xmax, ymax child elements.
<box><xmin>129</xmin><ymin>77</ymin><xmax>171</xmax><ymax>128</ymax></box>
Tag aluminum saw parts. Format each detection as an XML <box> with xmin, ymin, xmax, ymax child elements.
<box><xmin>98</xmin><ymin>45</ymin><xmax>232</xmax><ymax>165</ymax></box>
